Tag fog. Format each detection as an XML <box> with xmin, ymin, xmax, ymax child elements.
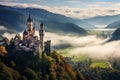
<box><xmin>44</xmin><ymin>32</ymin><xmax>120</xmax><ymax>59</ymax></box>
<box><xmin>70</xmin><ymin>41</ymin><xmax>120</xmax><ymax>59</ymax></box>
<box><xmin>0</xmin><ymin>26</ymin><xmax>7</xmax><ymax>30</ymax></box>
<box><xmin>1</xmin><ymin>2</ymin><xmax>120</xmax><ymax>18</ymax></box>
<box><xmin>2</xmin><ymin>31</ymin><xmax>120</xmax><ymax>59</ymax></box>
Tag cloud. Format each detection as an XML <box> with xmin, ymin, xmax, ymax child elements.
<box><xmin>1</xmin><ymin>2</ymin><xmax>120</xmax><ymax>18</ymax></box>
<box><xmin>43</xmin><ymin>32</ymin><xmax>120</xmax><ymax>60</ymax></box>
<box><xmin>2</xmin><ymin>32</ymin><xmax>22</xmax><ymax>39</ymax></box>
<box><xmin>0</xmin><ymin>0</ymin><xmax>15</xmax><ymax>2</ymax></box>
<box><xmin>2</xmin><ymin>31</ymin><xmax>105</xmax><ymax>46</ymax></box>
<box><xmin>2</xmin><ymin>32</ymin><xmax>16</xmax><ymax>39</ymax></box>
<box><xmin>46</xmin><ymin>32</ymin><xmax>120</xmax><ymax>60</ymax></box>
<box><xmin>70</xmin><ymin>41</ymin><xmax>120</xmax><ymax>59</ymax></box>
<box><xmin>0</xmin><ymin>26</ymin><xmax>7</xmax><ymax>30</ymax></box>
<box><xmin>3</xmin><ymin>30</ymin><xmax>120</xmax><ymax>60</ymax></box>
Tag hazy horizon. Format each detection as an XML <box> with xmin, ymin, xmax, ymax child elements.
<box><xmin>1</xmin><ymin>0</ymin><xmax>120</xmax><ymax>19</ymax></box>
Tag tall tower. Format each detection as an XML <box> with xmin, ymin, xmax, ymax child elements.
<box><xmin>27</xmin><ymin>15</ymin><xmax>33</xmax><ymax>31</ymax></box>
<box><xmin>44</xmin><ymin>40</ymin><xmax>51</xmax><ymax>55</ymax></box>
<box><xmin>39</xmin><ymin>22</ymin><xmax>44</xmax><ymax>52</ymax></box>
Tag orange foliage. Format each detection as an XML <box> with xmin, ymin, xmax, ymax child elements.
<box><xmin>0</xmin><ymin>46</ymin><xmax>7</xmax><ymax>56</ymax></box>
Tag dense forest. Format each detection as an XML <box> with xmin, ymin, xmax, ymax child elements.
<box><xmin>0</xmin><ymin>37</ymin><xmax>120</xmax><ymax>80</ymax></box>
<box><xmin>65</xmin><ymin>57</ymin><xmax>120</xmax><ymax>80</ymax></box>
<box><xmin>0</xmin><ymin>37</ymin><xmax>85</xmax><ymax>80</ymax></box>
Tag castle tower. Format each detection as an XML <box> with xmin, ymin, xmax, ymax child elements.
<box><xmin>27</xmin><ymin>15</ymin><xmax>33</xmax><ymax>31</ymax></box>
<box><xmin>23</xmin><ymin>29</ymin><xmax>28</xmax><ymax>40</ymax></box>
<box><xmin>32</xmin><ymin>24</ymin><xmax>36</xmax><ymax>35</ymax></box>
<box><xmin>44</xmin><ymin>40</ymin><xmax>51</xmax><ymax>55</ymax></box>
<box><xmin>39</xmin><ymin>22</ymin><xmax>44</xmax><ymax>52</ymax></box>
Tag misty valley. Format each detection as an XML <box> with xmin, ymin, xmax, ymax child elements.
<box><xmin>1</xmin><ymin>27</ymin><xmax>120</xmax><ymax>80</ymax></box>
<box><xmin>1</xmin><ymin>4</ymin><xmax>120</xmax><ymax>80</ymax></box>
<box><xmin>58</xmin><ymin>28</ymin><xmax>120</xmax><ymax>80</ymax></box>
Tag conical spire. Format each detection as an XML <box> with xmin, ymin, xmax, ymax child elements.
<box><xmin>40</xmin><ymin>22</ymin><xmax>44</xmax><ymax>30</ymax></box>
<box><xmin>27</xmin><ymin>14</ymin><xmax>33</xmax><ymax>22</ymax></box>
<box><xmin>33</xmin><ymin>26</ymin><xmax>35</xmax><ymax>30</ymax></box>
<box><xmin>23</xmin><ymin>29</ymin><xmax>28</xmax><ymax>35</ymax></box>
<box><xmin>40</xmin><ymin>22</ymin><xmax>43</xmax><ymax>27</ymax></box>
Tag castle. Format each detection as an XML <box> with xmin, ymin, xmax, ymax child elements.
<box><xmin>14</xmin><ymin>15</ymin><xmax>51</xmax><ymax>55</ymax></box>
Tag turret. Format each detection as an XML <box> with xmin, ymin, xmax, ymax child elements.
<box><xmin>23</xmin><ymin>30</ymin><xmax>28</xmax><ymax>40</ymax></box>
<box><xmin>27</xmin><ymin>15</ymin><xmax>33</xmax><ymax>31</ymax></box>
<box><xmin>40</xmin><ymin>22</ymin><xmax>44</xmax><ymax>30</ymax></box>
<box><xmin>32</xmin><ymin>24</ymin><xmax>36</xmax><ymax>35</ymax></box>
<box><xmin>39</xmin><ymin>22</ymin><xmax>44</xmax><ymax>52</ymax></box>
<box><xmin>44</xmin><ymin>40</ymin><xmax>51</xmax><ymax>55</ymax></box>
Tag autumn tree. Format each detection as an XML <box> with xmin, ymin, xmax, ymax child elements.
<box><xmin>0</xmin><ymin>46</ymin><xmax>7</xmax><ymax>57</ymax></box>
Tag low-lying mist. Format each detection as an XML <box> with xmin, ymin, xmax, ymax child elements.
<box><xmin>2</xmin><ymin>31</ymin><xmax>120</xmax><ymax>59</ymax></box>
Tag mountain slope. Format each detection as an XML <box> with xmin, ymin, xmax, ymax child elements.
<box><xmin>0</xmin><ymin>5</ymin><xmax>91</xmax><ymax>35</ymax></box>
<box><xmin>44</xmin><ymin>22</ymin><xmax>86</xmax><ymax>34</ymax></box>
<box><xmin>11</xmin><ymin>6</ymin><xmax>95</xmax><ymax>29</ymax></box>
<box><xmin>72</xmin><ymin>18</ymin><xmax>95</xmax><ymax>29</ymax></box>
<box><xmin>83</xmin><ymin>15</ymin><xmax>120</xmax><ymax>26</ymax></box>
<box><xmin>106</xmin><ymin>20</ymin><xmax>120</xmax><ymax>28</ymax></box>
<box><xmin>107</xmin><ymin>28</ymin><xmax>120</xmax><ymax>42</ymax></box>
<box><xmin>0</xmin><ymin>7</ymin><xmax>26</xmax><ymax>33</ymax></box>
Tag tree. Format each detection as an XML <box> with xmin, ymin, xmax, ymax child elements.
<box><xmin>49</xmin><ymin>72</ymin><xmax>56</xmax><ymax>80</ymax></box>
<box><xmin>23</xmin><ymin>67</ymin><xmax>39</xmax><ymax>80</ymax></box>
<box><xmin>76</xmin><ymin>70</ymin><xmax>86</xmax><ymax>80</ymax></box>
<box><xmin>0</xmin><ymin>62</ymin><xmax>22</xmax><ymax>80</ymax></box>
<box><xmin>0</xmin><ymin>46</ymin><xmax>7</xmax><ymax>57</ymax></box>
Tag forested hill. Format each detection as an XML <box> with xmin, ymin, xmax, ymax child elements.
<box><xmin>0</xmin><ymin>39</ymin><xmax>86</xmax><ymax>80</ymax></box>
<box><xmin>1</xmin><ymin>36</ymin><xmax>120</xmax><ymax>80</ymax></box>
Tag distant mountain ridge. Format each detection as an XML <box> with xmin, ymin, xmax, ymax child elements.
<box><xmin>83</xmin><ymin>15</ymin><xmax>120</xmax><ymax>26</ymax></box>
<box><xmin>107</xmin><ymin>28</ymin><xmax>120</xmax><ymax>42</ymax></box>
<box><xmin>0</xmin><ymin>5</ymin><xmax>96</xmax><ymax>35</ymax></box>
<box><xmin>7</xmin><ymin>5</ymin><xmax>96</xmax><ymax>29</ymax></box>
<box><xmin>106</xmin><ymin>20</ymin><xmax>120</xmax><ymax>28</ymax></box>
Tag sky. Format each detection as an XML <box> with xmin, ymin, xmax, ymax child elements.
<box><xmin>1</xmin><ymin>0</ymin><xmax>120</xmax><ymax>18</ymax></box>
<box><xmin>1</xmin><ymin>0</ymin><xmax>120</xmax><ymax>8</ymax></box>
